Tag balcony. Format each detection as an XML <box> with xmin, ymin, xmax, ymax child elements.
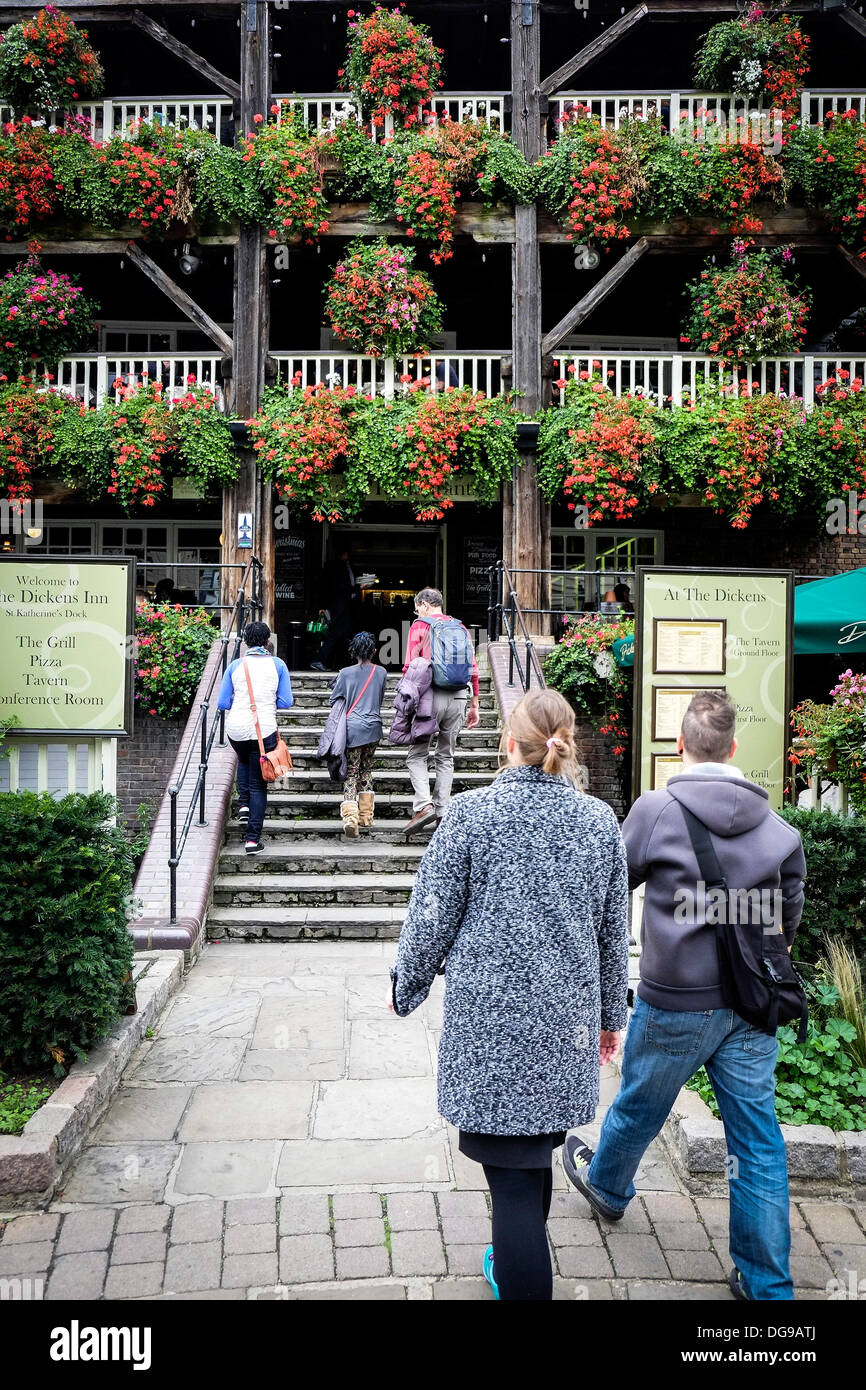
<box><xmin>5</xmin><ymin>88</ymin><xmax>863</xmax><ymax>142</ymax></box>
<box><xmin>552</xmin><ymin>353</ymin><xmax>866</xmax><ymax>409</ymax></box>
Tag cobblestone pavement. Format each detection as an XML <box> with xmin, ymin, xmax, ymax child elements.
<box><xmin>1</xmin><ymin>943</ymin><xmax>864</xmax><ymax>1301</ymax></box>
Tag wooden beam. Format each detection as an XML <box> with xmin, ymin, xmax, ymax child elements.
<box><xmin>0</xmin><ymin>234</ymin><xmax>238</xmax><ymax>252</ymax></box>
<box><xmin>837</xmin><ymin>243</ymin><xmax>866</xmax><ymax>281</ymax></box>
<box><xmin>840</xmin><ymin>8</ymin><xmax>866</xmax><ymax>44</ymax></box>
<box><xmin>541</xmin><ymin>237</ymin><xmax>650</xmax><ymax>354</ymax></box>
<box><xmin>124</xmin><ymin>241</ymin><xmax>233</xmax><ymax>355</ymax></box>
<box><xmin>540</xmin><ymin>4</ymin><xmax>648</xmax><ymax>99</ymax></box>
<box><xmin>129</xmin><ymin>11</ymin><xmax>240</xmax><ymax>100</ymax></box>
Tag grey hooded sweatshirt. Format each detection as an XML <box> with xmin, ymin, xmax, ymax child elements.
<box><xmin>622</xmin><ymin>771</ymin><xmax>806</xmax><ymax>1012</ymax></box>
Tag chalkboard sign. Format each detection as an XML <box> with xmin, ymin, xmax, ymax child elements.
<box><xmin>275</xmin><ymin>533</ymin><xmax>305</xmax><ymax>604</ymax></box>
<box><xmin>464</xmin><ymin>536</ymin><xmax>499</xmax><ymax>606</ymax></box>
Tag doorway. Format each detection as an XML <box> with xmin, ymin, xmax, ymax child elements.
<box><xmin>327</xmin><ymin>523</ymin><xmax>444</xmax><ymax>666</ymax></box>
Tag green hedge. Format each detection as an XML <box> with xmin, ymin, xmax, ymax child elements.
<box><xmin>779</xmin><ymin>807</ymin><xmax>866</xmax><ymax>968</ymax></box>
<box><xmin>0</xmin><ymin>791</ymin><xmax>135</xmax><ymax>1072</ymax></box>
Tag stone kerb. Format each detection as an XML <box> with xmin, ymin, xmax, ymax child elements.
<box><xmin>0</xmin><ymin>952</ymin><xmax>183</xmax><ymax>1212</ymax></box>
<box><xmin>129</xmin><ymin>639</ymin><xmax>238</xmax><ymax>956</ymax></box>
<box><xmin>662</xmin><ymin>1085</ymin><xmax>866</xmax><ymax>1198</ymax></box>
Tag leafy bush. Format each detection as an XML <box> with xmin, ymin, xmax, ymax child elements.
<box><xmin>778</xmin><ymin>808</ymin><xmax>866</xmax><ymax>967</ymax></box>
<box><xmin>135</xmin><ymin>601</ymin><xmax>216</xmax><ymax>719</ymax></box>
<box><xmin>0</xmin><ymin>255</ymin><xmax>96</xmax><ymax>378</ymax></box>
<box><xmin>0</xmin><ymin>791</ymin><xmax>135</xmax><ymax>1072</ymax></box>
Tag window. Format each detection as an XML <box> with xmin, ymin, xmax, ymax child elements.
<box><xmin>551</xmin><ymin>528</ymin><xmax>662</xmax><ymax>613</ymax></box>
<box><xmin>31</xmin><ymin>524</ymin><xmax>95</xmax><ymax>555</ymax></box>
<box><xmin>176</xmin><ymin>526</ymin><xmax>222</xmax><ymax>606</ymax></box>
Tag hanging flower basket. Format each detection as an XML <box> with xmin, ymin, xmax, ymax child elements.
<box><xmin>679</xmin><ymin>244</ymin><xmax>810</xmax><ymax>360</ymax></box>
<box><xmin>324</xmin><ymin>238</ymin><xmax>442</xmax><ymax>358</ymax></box>
<box><xmin>340</xmin><ymin>5</ymin><xmax>443</xmax><ymax>132</ymax></box>
<box><xmin>0</xmin><ymin>6</ymin><xmax>104</xmax><ymax>113</ymax></box>
<box><xmin>0</xmin><ymin>253</ymin><xmax>96</xmax><ymax>378</ymax></box>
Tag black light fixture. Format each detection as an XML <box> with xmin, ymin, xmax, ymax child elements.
<box><xmin>178</xmin><ymin>242</ymin><xmax>202</xmax><ymax>277</ymax></box>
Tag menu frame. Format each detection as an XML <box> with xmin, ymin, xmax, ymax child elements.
<box><xmin>652</xmin><ymin>617</ymin><xmax>727</xmax><ymax>675</ymax></box>
<box><xmin>651</xmin><ymin>684</ymin><xmax>727</xmax><ymax>743</ymax></box>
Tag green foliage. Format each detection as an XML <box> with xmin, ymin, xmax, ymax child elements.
<box><xmin>780</xmin><ymin>810</ymin><xmax>866</xmax><ymax>968</ymax></box>
<box><xmin>687</xmin><ymin>1012</ymin><xmax>866</xmax><ymax>1131</ymax></box>
<box><xmin>0</xmin><ymin>790</ymin><xmax>136</xmax><ymax>1073</ymax></box>
<box><xmin>0</xmin><ymin>7</ymin><xmax>104</xmax><ymax>112</ymax></box>
<box><xmin>0</xmin><ymin>256</ymin><xmax>96</xmax><ymax>377</ymax></box>
<box><xmin>135</xmin><ymin>601</ymin><xmax>216</xmax><ymax>719</ymax></box>
<box><xmin>325</xmin><ymin>238</ymin><xmax>442</xmax><ymax>357</ymax></box>
<box><xmin>0</xmin><ymin>1071</ymin><xmax>53</xmax><ymax>1135</ymax></box>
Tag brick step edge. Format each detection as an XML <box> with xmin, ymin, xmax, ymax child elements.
<box><xmin>661</xmin><ymin>1083</ymin><xmax>866</xmax><ymax>1196</ymax></box>
<box><xmin>0</xmin><ymin>952</ymin><xmax>183</xmax><ymax>1209</ymax></box>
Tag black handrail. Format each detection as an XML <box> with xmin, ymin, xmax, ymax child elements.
<box><xmin>167</xmin><ymin>556</ymin><xmax>264</xmax><ymax>924</ymax></box>
<box><xmin>486</xmin><ymin>561</ymin><xmax>543</xmax><ymax>695</ymax></box>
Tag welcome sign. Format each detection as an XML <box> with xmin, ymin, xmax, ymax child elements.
<box><xmin>633</xmin><ymin>568</ymin><xmax>794</xmax><ymax>810</ymax></box>
<box><xmin>0</xmin><ymin>557</ymin><xmax>135</xmax><ymax>735</ymax></box>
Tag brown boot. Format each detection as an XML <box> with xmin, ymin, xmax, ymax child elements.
<box><xmin>340</xmin><ymin>800</ymin><xmax>359</xmax><ymax>839</ymax></box>
<box><xmin>406</xmin><ymin>804</ymin><xmax>435</xmax><ymax>837</ymax></box>
<box><xmin>358</xmin><ymin>791</ymin><xmax>374</xmax><ymax>828</ymax></box>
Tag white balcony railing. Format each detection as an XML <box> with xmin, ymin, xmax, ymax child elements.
<box><xmin>271</xmin><ymin>352</ymin><xmax>506</xmax><ymax>398</ymax></box>
<box><xmin>53</xmin><ymin>354</ymin><xmax>225</xmax><ymax>407</ymax></box>
<box><xmin>552</xmin><ymin>353</ymin><xmax>866</xmax><ymax>409</ymax></box>
<box><xmin>4</xmin><ymin>88</ymin><xmax>863</xmax><ymax>144</ymax></box>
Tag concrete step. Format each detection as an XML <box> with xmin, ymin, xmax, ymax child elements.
<box><xmin>290</xmin><ymin>672</ymin><xmax>491</xmax><ymax>687</ymax></box>
<box><xmin>231</xmin><ymin>817</ymin><xmax>437</xmax><ymax>840</ymax></box>
<box><xmin>250</xmin><ymin>792</ymin><xmax>422</xmax><ymax>819</ymax></box>
<box><xmin>212</xmin><ymin>872</ymin><xmax>416</xmax><ymax>906</ymax></box>
<box><xmin>206</xmin><ymin>904</ymin><xmax>405</xmax><ymax>941</ymax></box>
<box><xmin>219</xmin><ymin>840</ymin><xmax>426</xmax><ymax>874</ymax></box>
<box><xmin>283</xmin><ymin>747</ymin><xmax>499</xmax><ymax>770</ymax></box>
<box><xmin>248</xmin><ymin>770</ymin><xmax>495</xmax><ymax>796</ymax></box>
<box><xmin>279</xmin><ymin>695</ymin><xmax>498</xmax><ymax>716</ymax></box>
<box><xmin>271</xmin><ymin>724</ymin><xmax>502</xmax><ymax>749</ymax></box>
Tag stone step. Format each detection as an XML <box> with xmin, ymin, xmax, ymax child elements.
<box><xmin>283</xmin><ymin>747</ymin><xmax>500</xmax><ymax>770</ymax></box>
<box><xmin>290</xmin><ymin>672</ymin><xmax>491</xmax><ymax>686</ymax></box>
<box><xmin>257</xmin><ymin>768</ymin><xmax>495</xmax><ymax>794</ymax></box>
<box><xmin>219</xmin><ymin>840</ymin><xmax>426</xmax><ymax>874</ymax></box>
<box><xmin>212</xmin><ymin>872</ymin><xmax>416</xmax><ymax>906</ymax></box>
<box><xmin>206</xmin><ymin>904</ymin><xmax>405</xmax><ymax>941</ymax></box>
<box><xmin>252</xmin><ymin>792</ymin><xmax>423</xmax><ymax>819</ymax></box>
<box><xmin>279</xmin><ymin>693</ymin><xmax>498</xmax><ymax>714</ymax></box>
<box><xmin>235</xmin><ymin>817</ymin><xmax>437</xmax><ymax>840</ymax></box>
<box><xmin>273</xmin><ymin>725</ymin><xmax>503</xmax><ymax>749</ymax></box>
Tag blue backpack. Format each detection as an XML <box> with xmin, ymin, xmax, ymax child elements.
<box><xmin>418</xmin><ymin>616</ymin><xmax>474</xmax><ymax>691</ymax></box>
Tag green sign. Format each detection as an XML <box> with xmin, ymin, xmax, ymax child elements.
<box><xmin>633</xmin><ymin>568</ymin><xmax>793</xmax><ymax>810</ymax></box>
<box><xmin>613</xmin><ymin>635</ymin><xmax>634</xmax><ymax>668</ymax></box>
<box><xmin>0</xmin><ymin>557</ymin><xmax>135</xmax><ymax>735</ymax></box>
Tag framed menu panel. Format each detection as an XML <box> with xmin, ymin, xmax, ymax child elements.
<box><xmin>651</xmin><ymin>754</ymin><xmax>684</xmax><ymax>791</ymax></box>
<box><xmin>651</xmin><ymin>686</ymin><xmax>726</xmax><ymax>743</ymax></box>
<box><xmin>633</xmin><ymin>569</ymin><xmax>793</xmax><ymax>811</ymax></box>
<box><xmin>652</xmin><ymin>619</ymin><xmax>726</xmax><ymax>675</ymax></box>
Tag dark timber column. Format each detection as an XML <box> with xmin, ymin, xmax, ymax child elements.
<box><xmin>510</xmin><ymin>0</ymin><xmax>546</xmax><ymax>632</ymax></box>
<box><xmin>224</xmin><ymin>1</ymin><xmax>273</xmax><ymax>625</ymax></box>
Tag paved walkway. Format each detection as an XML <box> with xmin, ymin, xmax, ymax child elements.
<box><xmin>1</xmin><ymin>942</ymin><xmax>864</xmax><ymax>1301</ymax></box>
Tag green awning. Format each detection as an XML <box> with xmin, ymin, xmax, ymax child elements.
<box><xmin>794</xmin><ymin>568</ymin><xmax>866</xmax><ymax>655</ymax></box>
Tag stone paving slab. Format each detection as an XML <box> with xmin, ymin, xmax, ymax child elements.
<box><xmin>4</xmin><ymin>941</ymin><xmax>863</xmax><ymax>1301</ymax></box>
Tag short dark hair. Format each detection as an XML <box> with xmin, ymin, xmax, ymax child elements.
<box><xmin>415</xmin><ymin>587</ymin><xmax>443</xmax><ymax>609</ymax></box>
<box><xmin>243</xmin><ymin>620</ymin><xmax>271</xmax><ymax>648</ymax></box>
<box><xmin>681</xmin><ymin>691</ymin><xmax>736</xmax><ymax>763</ymax></box>
<box><xmin>348</xmin><ymin>631</ymin><xmax>377</xmax><ymax>663</ymax></box>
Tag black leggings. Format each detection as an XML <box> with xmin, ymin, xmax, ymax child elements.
<box><xmin>482</xmin><ymin>1164</ymin><xmax>554</xmax><ymax>1301</ymax></box>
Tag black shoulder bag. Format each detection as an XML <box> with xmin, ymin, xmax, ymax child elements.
<box><xmin>679</xmin><ymin>805</ymin><xmax>808</xmax><ymax>1042</ymax></box>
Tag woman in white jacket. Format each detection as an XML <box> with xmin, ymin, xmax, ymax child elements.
<box><xmin>217</xmin><ymin>621</ymin><xmax>293</xmax><ymax>853</ymax></box>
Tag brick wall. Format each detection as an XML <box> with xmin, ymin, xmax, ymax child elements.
<box><xmin>116</xmin><ymin>713</ymin><xmax>187</xmax><ymax>829</ymax></box>
<box><xmin>576</xmin><ymin>719</ymin><xmax>627</xmax><ymax>820</ymax></box>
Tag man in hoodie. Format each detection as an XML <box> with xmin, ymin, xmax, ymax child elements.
<box><xmin>563</xmin><ymin>691</ymin><xmax>806</xmax><ymax>1301</ymax></box>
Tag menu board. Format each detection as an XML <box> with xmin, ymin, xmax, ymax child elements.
<box><xmin>275</xmin><ymin>534</ymin><xmax>305</xmax><ymax>604</ymax></box>
<box><xmin>634</xmin><ymin>569</ymin><xmax>793</xmax><ymax>810</ymax></box>
<box><xmin>463</xmin><ymin>536</ymin><xmax>499</xmax><ymax>606</ymax></box>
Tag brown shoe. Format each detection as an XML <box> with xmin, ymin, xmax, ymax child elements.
<box><xmin>406</xmin><ymin>804</ymin><xmax>435</xmax><ymax>836</ymax></box>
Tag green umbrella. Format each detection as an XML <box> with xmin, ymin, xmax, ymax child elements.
<box><xmin>794</xmin><ymin>568</ymin><xmax>866</xmax><ymax>654</ymax></box>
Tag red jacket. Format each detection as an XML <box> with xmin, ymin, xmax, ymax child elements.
<box><xmin>403</xmin><ymin>615</ymin><xmax>480</xmax><ymax>698</ymax></box>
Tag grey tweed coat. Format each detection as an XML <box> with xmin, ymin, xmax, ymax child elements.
<box><xmin>391</xmin><ymin>765</ymin><xmax>630</xmax><ymax>1135</ymax></box>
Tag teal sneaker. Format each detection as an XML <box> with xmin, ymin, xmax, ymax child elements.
<box><xmin>482</xmin><ymin>1245</ymin><xmax>500</xmax><ymax>1300</ymax></box>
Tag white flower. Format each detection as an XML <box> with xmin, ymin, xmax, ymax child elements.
<box><xmin>593</xmin><ymin>651</ymin><xmax>615</xmax><ymax>679</ymax></box>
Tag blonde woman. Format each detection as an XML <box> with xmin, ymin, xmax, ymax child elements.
<box><xmin>390</xmin><ymin>688</ymin><xmax>629</xmax><ymax>1301</ymax></box>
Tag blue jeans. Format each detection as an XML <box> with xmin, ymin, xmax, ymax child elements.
<box><xmin>589</xmin><ymin>996</ymin><xmax>792</xmax><ymax>1301</ymax></box>
<box><xmin>229</xmin><ymin>731</ymin><xmax>277</xmax><ymax>839</ymax></box>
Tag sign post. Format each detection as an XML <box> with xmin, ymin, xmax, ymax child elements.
<box><xmin>633</xmin><ymin>568</ymin><xmax>794</xmax><ymax>810</ymax></box>
<box><xmin>0</xmin><ymin>556</ymin><xmax>135</xmax><ymax>737</ymax></box>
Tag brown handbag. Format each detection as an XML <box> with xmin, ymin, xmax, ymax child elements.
<box><xmin>242</xmin><ymin>658</ymin><xmax>294</xmax><ymax>784</ymax></box>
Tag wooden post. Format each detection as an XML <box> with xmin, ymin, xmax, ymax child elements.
<box><xmin>510</xmin><ymin>0</ymin><xmax>547</xmax><ymax>635</ymax></box>
<box><xmin>224</xmin><ymin>1</ymin><xmax>272</xmax><ymax>624</ymax></box>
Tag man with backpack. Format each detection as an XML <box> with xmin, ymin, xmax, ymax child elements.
<box><xmin>403</xmin><ymin>587</ymin><xmax>480</xmax><ymax>836</ymax></box>
<box><xmin>562</xmin><ymin>691</ymin><xmax>807</xmax><ymax>1301</ymax></box>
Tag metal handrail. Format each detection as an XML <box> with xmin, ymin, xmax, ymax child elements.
<box><xmin>487</xmin><ymin>561</ymin><xmax>545</xmax><ymax>695</ymax></box>
<box><xmin>167</xmin><ymin>556</ymin><xmax>264</xmax><ymax>924</ymax></box>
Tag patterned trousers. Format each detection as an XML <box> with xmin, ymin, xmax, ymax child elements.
<box><xmin>344</xmin><ymin>742</ymin><xmax>377</xmax><ymax>801</ymax></box>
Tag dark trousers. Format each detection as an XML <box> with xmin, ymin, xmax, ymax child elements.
<box><xmin>229</xmin><ymin>731</ymin><xmax>277</xmax><ymax>839</ymax></box>
<box><xmin>482</xmin><ymin>1165</ymin><xmax>554</xmax><ymax>1301</ymax></box>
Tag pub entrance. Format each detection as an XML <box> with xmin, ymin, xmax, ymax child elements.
<box><xmin>327</xmin><ymin>523</ymin><xmax>444</xmax><ymax>666</ymax></box>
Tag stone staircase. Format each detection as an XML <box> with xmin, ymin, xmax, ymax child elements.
<box><xmin>207</xmin><ymin>671</ymin><xmax>500</xmax><ymax>941</ymax></box>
